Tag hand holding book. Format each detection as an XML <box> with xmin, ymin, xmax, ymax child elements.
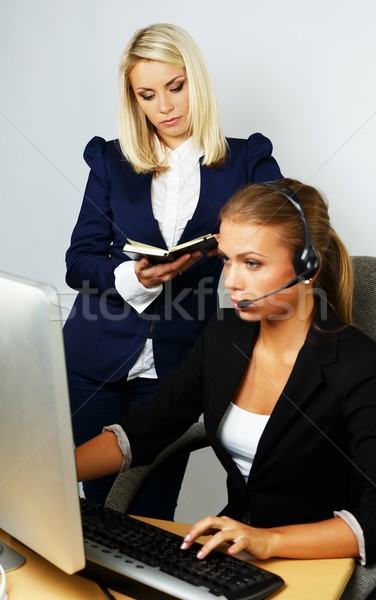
<box><xmin>122</xmin><ymin>234</ymin><xmax>218</xmax><ymax>265</ymax></box>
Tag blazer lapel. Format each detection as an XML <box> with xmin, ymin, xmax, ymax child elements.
<box><xmin>251</xmin><ymin>332</ymin><xmax>339</xmax><ymax>470</ymax></box>
<box><xmin>208</xmin><ymin>318</ymin><xmax>259</xmax><ymax>434</ymax></box>
<box><xmin>178</xmin><ymin>161</ymin><xmax>227</xmax><ymax>242</ymax></box>
<box><xmin>122</xmin><ymin>172</ymin><xmax>167</xmax><ymax>247</ymax></box>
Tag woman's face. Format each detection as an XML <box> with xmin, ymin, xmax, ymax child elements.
<box><xmin>129</xmin><ymin>59</ymin><xmax>190</xmax><ymax>149</ymax></box>
<box><xmin>219</xmin><ymin>218</ymin><xmax>307</xmax><ymax>322</ymax></box>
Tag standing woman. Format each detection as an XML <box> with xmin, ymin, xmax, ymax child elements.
<box><xmin>64</xmin><ymin>23</ymin><xmax>282</xmax><ymax>514</ymax></box>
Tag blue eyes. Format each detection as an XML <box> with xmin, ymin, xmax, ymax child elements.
<box><xmin>246</xmin><ymin>260</ymin><xmax>261</xmax><ymax>269</ymax></box>
<box><xmin>220</xmin><ymin>256</ymin><xmax>261</xmax><ymax>269</ymax></box>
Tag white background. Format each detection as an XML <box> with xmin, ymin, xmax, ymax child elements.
<box><xmin>1</xmin><ymin>0</ymin><xmax>376</xmax><ymax>519</ymax></box>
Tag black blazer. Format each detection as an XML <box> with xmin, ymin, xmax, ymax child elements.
<box><xmin>120</xmin><ymin>309</ymin><xmax>376</xmax><ymax>564</ymax></box>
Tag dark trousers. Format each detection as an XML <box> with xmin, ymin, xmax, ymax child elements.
<box><xmin>68</xmin><ymin>370</ymin><xmax>187</xmax><ymax>520</ymax></box>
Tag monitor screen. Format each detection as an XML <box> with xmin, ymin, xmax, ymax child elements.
<box><xmin>0</xmin><ymin>272</ymin><xmax>85</xmax><ymax>573</ymax></box>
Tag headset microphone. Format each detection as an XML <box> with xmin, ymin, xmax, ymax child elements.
<box><xmin>236</xmin><ymin>181</ymin><xmax>321</xmax><ymax>310</ymax></box>
<box><xmin>237</xmin><ymin>273</ymin><xmax>306</xmax><ymax>309</ymax></box>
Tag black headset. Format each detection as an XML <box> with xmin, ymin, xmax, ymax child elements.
<box><xmin>237</xmin><ymin>180</ymin><xmax>321</xmax><ymax>309</ymax></box>
<box><xmin>262</xmin><ymin>180</ymin><xmax>321</xmax><ymax>281</ymax></box>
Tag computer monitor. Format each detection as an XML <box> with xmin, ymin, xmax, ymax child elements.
<box><xmin>0</xmin><ymin>272</ymin><xmax>85</xmax><ymax>573</ymax></box>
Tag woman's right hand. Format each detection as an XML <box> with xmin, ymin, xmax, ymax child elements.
<box><xmin>135</xmin><ymin>252</ymin><xmax>202</xmax><ymax>288</ymax></box>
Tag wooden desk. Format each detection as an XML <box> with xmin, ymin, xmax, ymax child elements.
<box><xmin>1</xmin><ymin>519</ymin><xmax>354</xmax><ymax>600</ymax></box>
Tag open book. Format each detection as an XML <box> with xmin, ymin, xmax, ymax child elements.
<box><xmin>122</xmin><ymin>234</ymin><xmax>218</xmax><ymax>264</ymax></box>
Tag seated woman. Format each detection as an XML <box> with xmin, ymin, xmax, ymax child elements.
<box><xmin>76</xmin><ymin>178</ymin><xmax>376</xmax><ymax>567</ymax></box>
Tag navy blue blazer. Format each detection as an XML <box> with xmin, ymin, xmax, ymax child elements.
<box><xmin>120</xmin><ymin>309</ymin><xmax>376</xmax><ymax>564</ymax></box>
<box><xmin>63</xmin><ymin>134</ymin><xmax>282</xmax><ymax>381</ymax></box>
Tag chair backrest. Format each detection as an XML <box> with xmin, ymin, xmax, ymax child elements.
<box><xmin>105</xmin><ymin>421</ymin><xmax>209</xmax><ymax>514</ymax></box>
<box><xmin>351</xmin><ymin>256</ymin><xmax>376</xmax><ymax>341</ymax></box>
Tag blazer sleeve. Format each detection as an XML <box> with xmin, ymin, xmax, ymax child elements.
<box><xmin>65</xmin><ymin>136</ymin><xmax>125</xmax><ymax>297</ymax></box>
<box><xmin>342</xmin><ymin>346</ymin><xmax>376</xmax><ymax>564</ymax></box>
<box><xmin>246</xmin><ymin>133</ymin><xmax>282</xmax><ymax>183</ymax></box>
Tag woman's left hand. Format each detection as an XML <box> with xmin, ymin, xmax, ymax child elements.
<box><xmin>180</xmin><ymin>515</ymin><xmax>276</xmax><ymax>561</ymax></box>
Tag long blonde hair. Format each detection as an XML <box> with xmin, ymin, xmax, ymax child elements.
<box><xmin>220</xmin><ymin>178</ymin><xmax>354</xmax><ymax>324</ymax></box>
<box><xmin>118</xmin><ymin>23</ymin><xmax>228</xmax><ymax>174</ymax></box>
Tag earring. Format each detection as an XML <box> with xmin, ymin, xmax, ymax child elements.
<box><xmin>304</xmin><ymin>278</ymin><xmax>312</xmax><ymax>285</ymax></box>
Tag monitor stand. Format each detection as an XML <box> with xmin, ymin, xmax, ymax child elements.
<box><xmin>0</xmin><ymin>542</ymin><xmax>26</xmax><ymax>571</ymax></box>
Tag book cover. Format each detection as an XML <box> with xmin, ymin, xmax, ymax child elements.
<box><xmin>122</xmin><ymin>234</ymin><xmax>218</xmax><ymax>264</ymax></box>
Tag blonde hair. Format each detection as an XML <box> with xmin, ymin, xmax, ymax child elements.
<box><xmin>118</xmin><ymin>23</ymin><xmax>228</xmax><ymax>173</ymax></box>
<box><xmin>220</xmin><ymin>178</ymin><xmax>354</xmax><ymax>324</ymax></box>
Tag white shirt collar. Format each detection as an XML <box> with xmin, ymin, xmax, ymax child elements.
<box><xmin>155</xmin><ymin>135</ymin><xmax>204</xmax><ymax>165</ymax></box>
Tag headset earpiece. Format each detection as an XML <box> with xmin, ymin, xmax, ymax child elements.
<box><xmin>293</xmin><ymin>247</ymin><xmax>321</xmax><ymax>280</ymax></box>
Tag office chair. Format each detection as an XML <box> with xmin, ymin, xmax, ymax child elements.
<box><xmin>340</xmin><ymin>258</ymin><xmax>376</xmax><ymax>600</ymax></box>
<box><xmin>105</xmin><ymin>421</ymin><xmax>209</xmax><ymax>515</ymax></box>
<box><xmin>351</xmin><ymin>256</ymin><xmax>376</xmax><ymax>341</ymax></box>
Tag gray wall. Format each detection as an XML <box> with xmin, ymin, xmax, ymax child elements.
<box><xmin>1</xmin><ymin>0</ymin><xmax>376</xmax><ymax>521</ymax></box>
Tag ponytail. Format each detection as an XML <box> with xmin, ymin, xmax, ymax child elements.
<box><xmin>314</xmin><ymin>227</ymin><xmax>353</xmax><ymax>324</ymax></box>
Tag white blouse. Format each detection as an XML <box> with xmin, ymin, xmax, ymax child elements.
<box><xmin>218</xmin><ymin>403</ymin><xmax>270</xmax><ymax>483</ymax></box>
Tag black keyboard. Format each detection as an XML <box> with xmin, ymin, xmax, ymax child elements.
<box><xmin>81</xmin><ymin>502</ymin><xmax>284</xmax><ymax>600</ymax></box>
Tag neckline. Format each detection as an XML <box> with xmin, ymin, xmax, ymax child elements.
<box><xmin>230</xmin><ymin>402</ymin><xmax>270</xmax><ymax>418</ymax></box>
